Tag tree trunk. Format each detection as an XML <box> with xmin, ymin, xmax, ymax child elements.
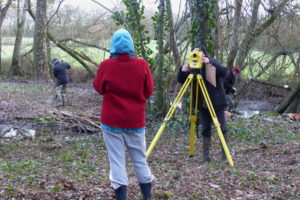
<box><xmin>287</xmin><ymin>52</ymin><xmax>300</xmax><ymax>113</ymax></box>
<box><xmin>226</xmin><ymin>0</ymin><xmax>243</xmax><ymax>68</ymax></box>
<box><xmin>155</xmin><ymin>0</ymin><xmax>166</xmax><ymax>114</ymax></box>
<box><xmin>213</xmin><ymin>2</ymin><xmax>220</xmax><ymax>60</ymax></box>
<box><xmin>286</xmin><ymin>95</ymin><xmax>300</xmax><ymax>113</ymax></box>
<box><xmin>130</xmin><ymin>0</ymin><xmax>149</xmax><ymax>62</ymax></box>
<box><xmin>275</xmin><ymin>81</ymin><xmax>300</xmax><ymax>114</ymax></box>
<box><xmin>235</xmin><ymin>0</ymin><xmax>260</xmax><ymax>67</ymax></box>
<box><xmin>166</xmin><ymin>0</ymin><xmax>182</xmax><ymax>96</ymax></box>
<box><xmin>190</xmin><ymin>0</ymin><xmax>208</xmax><ymax>46</ymax></box>
<box><xmin>0</xmin><ymin>0</ymin><xmax>14</xmax><ymax>72</ymax></box>
<box><xmin>0</xmin><ymin>28</ymin><xmax>1</xmax><ymax>73</ymax></box>
<box><xmin>33</xmin><ymin>0</ymin><xmax>50</xmax><ymax>82</ymax></box>
<box><xmin>166</xmin><ymin>0</ymin><xmax>181</xmax><ymax>70</ymax></box>
<box><xmin>11</xmin><ymin>0</ymin><xmax>27</xmax><ymax>76</ymax></box>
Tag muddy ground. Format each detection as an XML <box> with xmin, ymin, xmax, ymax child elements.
<box><xmin>0</xmin><ymin>79</ymin><xmax>299</xmax><ymax>200</ymax></box>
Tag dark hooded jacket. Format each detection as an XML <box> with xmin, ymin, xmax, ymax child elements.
<box><xmin>177</xmin><ymin>58</ymin><xmax>228</xmax><ymax>110</ymax></box>
<box><xmin>53</xmin><ymin>61</ymin><xmax>71</xmax><ymax>86</ymax></box>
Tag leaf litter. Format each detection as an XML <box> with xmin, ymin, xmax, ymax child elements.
<box><xmin>0</xmin><ymin>80</ymin><xmax>299</xmax><ymax>199</ymax></box>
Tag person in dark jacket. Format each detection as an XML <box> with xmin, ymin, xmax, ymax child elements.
<box><xmin>52</xmin><ymin>58</ymin><xmax>71</xmax><ymax>106</ymax></box>
<box><xmin>223</xmin><ymin>66</ymin><xmax>240</xmax><ymax>112</ymax></box>
<box><xmin>177</xmin><ymin>44</ymin><xmax>229</xmax><ymax>162</ymax></box>
<box><xmin>93</xmin><ymin>29</ymin><xmax>155</xmax><ymax>200</ymax></box>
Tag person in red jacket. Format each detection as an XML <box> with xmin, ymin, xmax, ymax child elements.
<box><xmin>93</xmin><ymin>29</ymin><xmax>155</xmax><ymax>200</ymax></box>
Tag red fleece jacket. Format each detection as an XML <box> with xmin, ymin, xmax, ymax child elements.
<box><xmin>93</xmin><ymin>54</ymin><xmax>154</xmax><ymax>129</ymax></box>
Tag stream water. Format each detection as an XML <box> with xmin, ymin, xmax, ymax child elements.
<box><xmin>236</xmin><ymin>99</ymin><xmax>275</xmax><ymax>118</ymax></box>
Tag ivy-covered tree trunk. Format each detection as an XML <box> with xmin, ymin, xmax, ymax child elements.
<box><xmin>154</xmin><ymin>0</ymin><xmax>166</xmax><ymax>114</ymax></box>
<box><xmin>189</xmin><ymin>0</ymin><xmax>208</xmax><ymax>47</ymax></box>
<box><xmin>33</xmin><ymin>0</ymin><xmax>51</xmax><ymax>82</ymax></box>
<box><xmin>113</xmin><ymin>0</ymin><xmax>154</xmax><ymax>68</ymax></box>
<box><xmin>189</xmin><ymin>0</ymin><xmax>217</xmax><ymax>55</ymax></box>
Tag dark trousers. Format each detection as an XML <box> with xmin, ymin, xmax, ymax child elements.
<box><xmin>199</xmin><ymin>107</ymin><xmax>227</xmax><ymax>138</ymax></box>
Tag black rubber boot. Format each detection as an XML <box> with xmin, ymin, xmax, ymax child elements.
<box><xmin>202</xmin><ymin>137</ymin><xmax>211</xmax><ymax>162</ymax></box>
<box><xmin>139</xmin><ymin>183</ymin><xmax>152</xmax><ymax>200</ymax></box>
<box><xmin>114</xmin><ymin>185</ymin><xmax>127</xmax><ymax>200</ymax></box>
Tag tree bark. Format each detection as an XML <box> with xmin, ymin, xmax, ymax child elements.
<box><xmin>286</xmin><ymin>95</ymin><xmax>300</xmax><ymax>113</ymax></box>
<box><xmin>33</xmin><ymin>0</ymin><xmax>50</xmax><ymax>82</ymax></box>
<box><xmin>226</xmin><ymin>0</ymin><xmax>243</xmax><ymax>68</ymax></box>
<box><xmin>275</xmin><ymin>81</ymin><xmax>300</xmax><ymax>114</ymax></box>
<box><xmin>166</xmin><ymin>0</ymin><xmax>181</xmax><ymax>70</ymax></box>
<box><xmin>130</xmin><ymin>0</ymin><xmax>149</xmax><ymax>62</ymax></box>
<box><xmin>11</xmin><ymin>0</ymin><xmax>27</xmax><ymax>76</ymax></box>
<box><xmin>165</xmin><ymin>0</ymin><xmax>182</xmax><ymax>95</ymax></box>
<box><xmin>155</xmin><ymin>0</ymin><xmax>166</xmax><ymax>114</ymax></box>
<box><xmin>213</xmin><ymin>2</ymin><xmax>220</xmax><ymax>60</ymax></box>
<box><xmin>190</xmin><ymin>0</ymin><xmax>208</xmax><ymax>46</ymax></box>
<box><xmin>0</xmin><ymin>0</ymin><xmax>14</xmax><ymax>72</ymax></box>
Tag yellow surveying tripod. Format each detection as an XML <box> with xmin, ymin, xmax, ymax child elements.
<box><xmin>146</xmin><ymin>51</ymin><xmax>234</xmax><ymax>167</ymax></box>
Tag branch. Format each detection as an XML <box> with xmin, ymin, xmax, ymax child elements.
<box><xmin>60</xmin><ymin>38</ymin><xmax>109</xmax><ymax>52</ymax></box>
<box><xmin>89</xmin><ymin>0</ymin><xmax>128</xmax><ymax>25</ymax></box>
<box><xmin>254</xmin><ymin>51</ymin><xmax>290</xmax><ymax>79</ymax></box>
<box><xmin>250</xmin><ymin>79</ymin><xmax>291</xmax><ymax>90</ymax></box>
<box><xmin>44</xmin><ymin>0</ymin><xmax>65</xmax><ymax>31</ymax></box>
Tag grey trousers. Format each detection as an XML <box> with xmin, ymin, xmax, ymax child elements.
<box><xmin>102</xmin><ymin>129</ymin><xmax>155</xmax><ymax>189</ymax></box>
<box><xmin>55</xmin><ymin>84</ymin><xmax>67</xmax><ymax>105</ymax></box>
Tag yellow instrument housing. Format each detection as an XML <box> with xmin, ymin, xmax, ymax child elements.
<box><xmin>189</xmin><ymin>51</ymin><xmax>203</xmax><ymax>69</ymax></box>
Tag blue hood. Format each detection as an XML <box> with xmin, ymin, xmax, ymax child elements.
<box><xmin>110</xmin><ymin>29</ymin><xmax>135</xmax><ymax>54</ymax></box>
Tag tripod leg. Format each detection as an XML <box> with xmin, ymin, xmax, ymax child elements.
<box><xmin>189</xmin><ymin>115</ymin><xmax>197</xmax><ymax>156</ymax></box>
<box><xmin>196</xmin><ymin>75</ymin><xmax>234</xmax><ymax>167</ymax></box>
<box><xmin>189</xmin><ymin>79</ymin><xmax>199</xmax><ymax>157</ymax></box>
<box><xmin>146</xmin><ymin>74</ymin><xmax>194</xmax><ymax>159</ymax></box>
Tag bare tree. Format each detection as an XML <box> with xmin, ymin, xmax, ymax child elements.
<box><xmin>27</xmin><ymin>1</ymin><xmax>96</xmax><ymax>78</ymax></box>
<box><xmin>33</xmin><ymin>0</ymin><xmax>50</xmax><ymax>82</ymax></box>
<box><xmin>226</xmin><ymin>0</ymin><xmax>243</xmax><ymax>68</ymax></box>
<box><xmin>0</xmin><ymin>0</ymin><xmax>14</xmax><ymax>72</ymax></box>
<box><xmin>166</xmin><ymin>0</ymin><xmax>181</xmax><ymax>69</ymax></box>
<box><xmin>11</xmin><ymin>0</ymin><xmax>27</xmax><ymax>75</ymax></box>
<box><xmin>235</xmin><ymin>0</ymin><xmax>290</xmax><ymax>68</ymax></box>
